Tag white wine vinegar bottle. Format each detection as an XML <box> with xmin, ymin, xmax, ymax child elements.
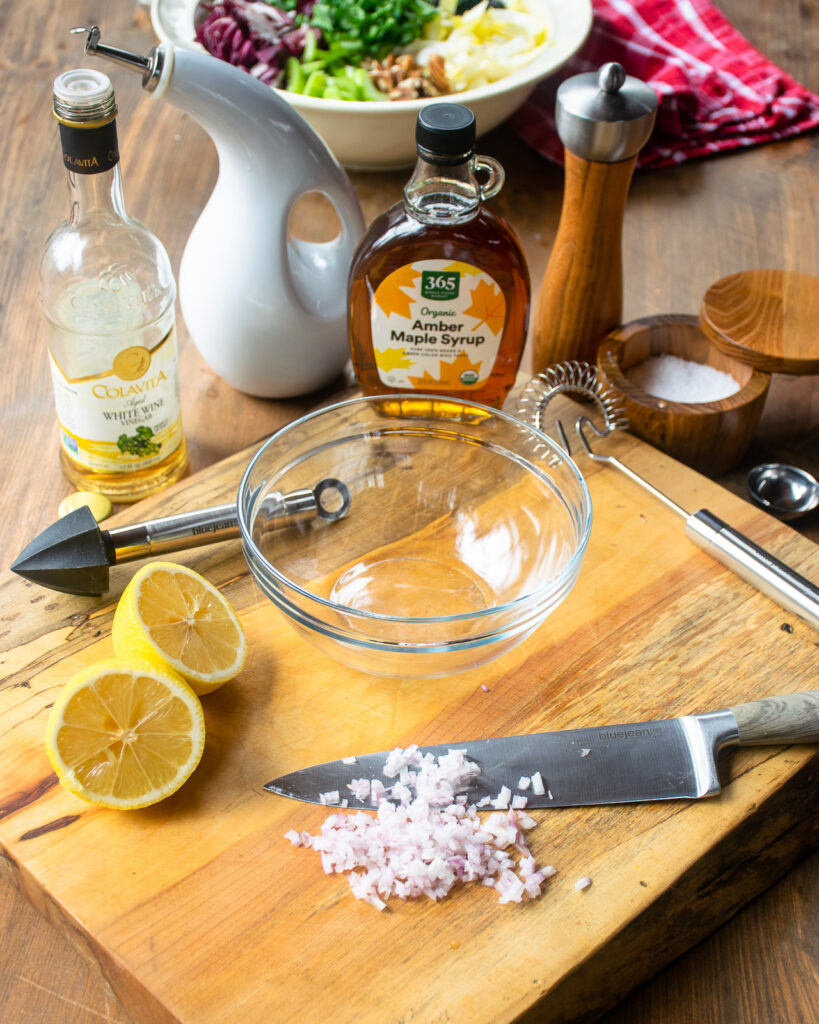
<box><xmin>40</xmin><ymin>68</ymin><xmax>187</xmax><ymax>502</ymax></box>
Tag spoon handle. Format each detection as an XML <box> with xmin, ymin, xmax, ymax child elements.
<box><xmin>685</xmin><ymin>510</ymin><xmax>819</xmax><ymax>631</ymax></box>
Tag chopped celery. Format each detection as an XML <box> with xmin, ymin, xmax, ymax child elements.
<box><xmin>298</xmin><ymin>59</ymin><xmax>328</xmax><ymax>75</ymax></box>
<box><xmin>285</xmin><ymin>56</ymin><xmax>305</xmax><ymax>93</ymax></box>
<box><xmin>327</xmin><ymin>39</ymin><xmax>361</xmax><ymax>56</ymax></box>
<box><xmin>329</xmin><ymin>75</ymin><xmax>359</xmax><ymax>100</ymax></box>
<box><xmin>303</xmin><ymin>70</ymin><xmax>328</xmax><ymax>97</ymax></box>
<box><xmin>350</xmin><ymin>66</ymin><xmax>387</xmax><ymax>102</ymax></box>
<box><xmin>302</xmin><ymin>27</ymin><xmax>318</xmax><ymax>62</ymax></box>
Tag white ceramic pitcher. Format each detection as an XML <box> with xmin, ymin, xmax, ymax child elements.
<box><xmin>78</xmin><ymin>26</ymin><xmax>365</xmax><ymax>398</ymax></box>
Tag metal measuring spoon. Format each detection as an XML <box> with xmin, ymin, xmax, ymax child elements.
<box><xmin>747</xmin><ymin>463</ymin><xmax>819</xmax><ymax>520</ymax></box>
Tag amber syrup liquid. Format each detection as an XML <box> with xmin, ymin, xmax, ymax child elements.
<box><xmin>349</xmin><ymin>201</ymin><xmax>530</xmax><ymax>410</ymax></box>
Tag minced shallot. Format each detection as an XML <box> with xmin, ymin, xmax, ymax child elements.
<box><xmin>492</xmin><ymin>785</ymin><xmax>512</xmax><ymax>809</ymax></box>
<box><xmin>285</xmin><ymin>746</ymin><xmax>556</xmax><ymax>910</ymax></box>
<box><xmin>530</xmin><ymin>771</ymin><xmax>546</xmax><ymax>796</ymax></box>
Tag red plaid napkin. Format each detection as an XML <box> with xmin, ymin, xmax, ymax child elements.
<box><xmin>510</xmin><ymin>0</ymin><xmax>819</xmax><ymax>169</ymax></box>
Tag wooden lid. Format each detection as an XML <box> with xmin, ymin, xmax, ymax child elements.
<box><xmin>699</xmin><ymin>269</ymin><xmax>819</xmax><ymax>375</ymax></box>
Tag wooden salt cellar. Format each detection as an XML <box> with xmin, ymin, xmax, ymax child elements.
<box><xmin>532</xmin><ymin>63</ymin><xmax>658</xmax><ymax>371</ymax></box>
<box><xmin>700</xmin><ymin>269</ymin><xmax>819</xmax><ymax>375</ymax></box>
<box><xmin>597</xmin><ymin>315</ymin><xmax>771</xmax><ymax>476</ymax></box>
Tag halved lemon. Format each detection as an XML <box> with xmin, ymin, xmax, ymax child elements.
<box><xmin>45</xmin><ymin>658</ymin><xmax>205</xmax><ymax>810</ymax></box>
<box><xmin>112</xmin><ymin>562</ymin><xmax>247</xmax><ymax>695</ymax></box>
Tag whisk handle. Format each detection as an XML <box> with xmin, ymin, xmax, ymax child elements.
<box><xmin>685</xmin><ymin>510</ymin><xmax>819</xmax><ymax>631</ymax></box>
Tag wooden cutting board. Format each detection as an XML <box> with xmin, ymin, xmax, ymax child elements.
<box><xmin>1</xmin><ymin>394</ymin><xmax>817</xmax><ymax>1024</ymax></box>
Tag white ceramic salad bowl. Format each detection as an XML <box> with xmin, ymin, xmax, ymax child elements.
<box><xmin>151</xmin><ymin>0</ymin><xmax>592</xmax><ymax>169</ymax></box>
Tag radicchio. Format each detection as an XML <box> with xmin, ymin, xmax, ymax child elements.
<box><xmin>196</xmin><ymin>0</ymin><xmax>319</xmax><ymax>85</ymax></box>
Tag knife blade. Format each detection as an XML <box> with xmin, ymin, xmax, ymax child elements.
<box><xmin>264</xmin><ymin>692</ymin><xmax>819</xmax><ymax>809</ymax></box>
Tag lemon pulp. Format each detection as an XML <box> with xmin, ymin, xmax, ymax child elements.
<box><xmin>112</xmin><ymin>562</ymin><xmax>246</xmax><ymax>695</ymax></box>
<box><xmin>45</xmin><ymin>659</ymin><xmax>205</xmax><ymax>809</ymax></box>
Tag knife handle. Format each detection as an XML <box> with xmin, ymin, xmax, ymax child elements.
<box><xmin>729</xmin><ymin>691</ymin><xmax>819</xmax><ymax>746</ymax></box>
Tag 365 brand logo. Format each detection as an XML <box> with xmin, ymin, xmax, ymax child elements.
<box><xmin>421</xmin><ymin>270</ymin><xmax>460</xmax><ymax>300</ymax></box>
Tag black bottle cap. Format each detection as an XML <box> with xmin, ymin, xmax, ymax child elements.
<box><xmin>416</xmin><ymin>103</ymin><xmax>476</xmax><ymax>160</ymax></box>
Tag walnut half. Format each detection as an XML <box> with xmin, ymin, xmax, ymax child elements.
<box><xmin>364</xmin><ymin>53</ymin><xmax>451</xmax><ymax>101</ymax></box>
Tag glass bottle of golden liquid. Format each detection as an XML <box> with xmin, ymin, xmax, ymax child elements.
<box><xmin>39</xmin><ymin>68</ymin><xmax>187</xmax><ymax>502</ymax></box>
<box><xmin>348</xmin><ymin>103</ymin><xmax>530</xmax><ymax>409</ymax></box>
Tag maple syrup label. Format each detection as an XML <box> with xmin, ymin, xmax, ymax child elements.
<box><xmin>370</xmin><ymin>260</ymin><xmax>506</xmax><ymax>391</ymax></box>
<box><xmin>48</xmin><ymin>328</ymin><xmax>184</xmax><ymax>473</ymax></box>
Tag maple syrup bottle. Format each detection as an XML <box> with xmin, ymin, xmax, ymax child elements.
<box><xmin>348</xmin><ymin>104</ymin><xmax>530</xmax><ymax>408</ymax></box>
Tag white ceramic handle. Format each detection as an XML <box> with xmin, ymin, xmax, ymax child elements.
<box><xmin>162</xmin><ymin>48</ymin><xmax>365</xmax><ymax>398</ymax></box>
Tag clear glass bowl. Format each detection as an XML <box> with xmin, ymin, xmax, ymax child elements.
<box><xmin>237</xmin><ymin>395</ymin><xmax>592</xmax><ymax>678</ymax></box>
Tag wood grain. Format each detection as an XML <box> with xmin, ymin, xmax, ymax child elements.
<box><xmin>596</xmin><ymin>315</ymin><xmax>770</xmax><ymax>475</ymax></box>
<box><xmin>531</xmin><ymin>153</ymin><xmax>636</xmax><ymax>370</ymax></box>
<box><xmin>730</xmin><ymin>692</ymin><xmax>819</xmax><ymax>745</ymax></box>
<box><xmin>700</xmin><ymin>269</ymin><xmax>819</xmax><ymax>374</ymax></box>
<box><xmin>1</xmin><ymin>395</ymin><xmax>818</xmax><ymax>1024</ymax></box>
<box><xmin>0</xmin><ymin>0</ymin><xmax>817</xmax><ymax>1021</ymax></box>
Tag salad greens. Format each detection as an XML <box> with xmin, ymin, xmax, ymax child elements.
<box><xmin>197</xmin><ymin>0</ymin><xmax>441</xmax><ymax>101</ymax></box>
<box><xmin>196</xmin><ymin>0</ymin><xmax>545</xmax><ymax>103</ymax></box>
<box><xmin>295</xmin><ymin>0</ymin><xmax>439</xmax><ymax>65</ymax></box>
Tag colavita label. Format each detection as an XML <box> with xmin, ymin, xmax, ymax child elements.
<box><xmin>59</xmin><ymin>121</ymin><xmax>120</xmax><ymax>175</ymax></box>
<box><xmin>48</xmin><ymin>328</ymin><xmax>184</xmax><ymax>472</ymax></box>
<box><xmin>371</xmin><ymin>259</ymin><xmax>506</xmax><ymax>390</ymax></box>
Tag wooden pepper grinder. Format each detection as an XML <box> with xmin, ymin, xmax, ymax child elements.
<box><xmin>532</xmin><ymin>63</ymin><xmax>658</xmax><ymax>371</ymax></box>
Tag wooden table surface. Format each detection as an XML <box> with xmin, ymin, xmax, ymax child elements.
<box><xmin>1</xmin><ymin>1</ymin><xmax>816</xmax><ymax>1021</ymax></box>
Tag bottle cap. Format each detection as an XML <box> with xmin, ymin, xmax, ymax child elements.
<box><xmin>53</xmin><ymin>68</ymin><xmax>117</xmax><ymax>125</ymax></box>
<box><xmin>416</xmin><ymin>103</ymin><xmax>476</xmax><ymax>161</ymax></box>
<box><xmin>555</xmin><ymin>62</ymin><xmax>657</xmax><ymax>163</ymax></box>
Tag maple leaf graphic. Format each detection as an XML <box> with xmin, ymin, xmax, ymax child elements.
<box><xmin>463</xmin><ymin>280</ymin><xmax>506</xmax><ymax>335</ymax></box>
<box><xmin>375</xmin><ymin>347</ymin><xmax>413</xmax><ymax>372</ymax></box>
<box><xmin>408</xmin><ymin>350</ymin><xmax>483</xmax><ymax>390</ymax></box>
<box><xmin>443</xmin><ymin>261</ymin><xmax>482</xmax><ymax>278</ymax></box>
<box><xmin>375</xmin><ymin>265</ymin><xmax>421</xmax><ymax>319</ymax></box>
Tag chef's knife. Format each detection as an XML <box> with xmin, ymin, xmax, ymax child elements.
<box><xmin>264</xmin><ymin>692</ymin><xmax>819</xmax><ymax>808</ymax></box>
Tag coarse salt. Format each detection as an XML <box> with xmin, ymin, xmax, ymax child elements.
<box><xmin>628</xmin><ymin>353</ymin><xmax>740</xmax><ymax>403</ymax></box>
